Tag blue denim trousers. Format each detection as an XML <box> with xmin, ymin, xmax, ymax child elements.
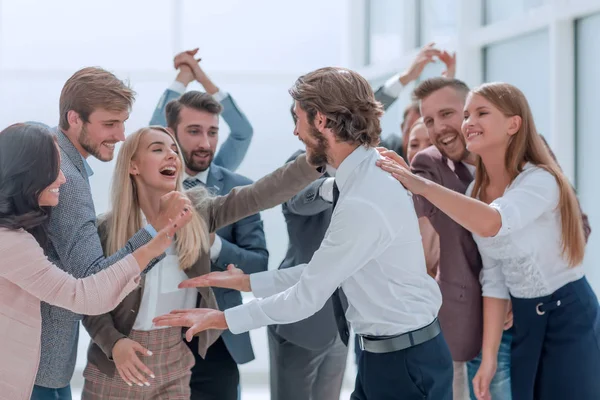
<box><xmin>30</xmin><ymin>384</ymin><xmax>72</xmax><ymax>400</ymax></box>
<box><xmin>467</xmin><ymin>329</ymin><xmax>513</xmax><ymax>400</ymax></box>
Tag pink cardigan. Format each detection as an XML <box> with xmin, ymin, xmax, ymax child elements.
<box><xmin>0</xmin><ymin>228</ymin><xmax>142</xmax><ymax>399</ymax></box>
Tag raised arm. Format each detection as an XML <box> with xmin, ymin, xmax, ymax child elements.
<box><xmin>1</xmin><ymin>229</ymin><xmax>140</xmax><ymax>315</ymax></box>
<box><xmin>188</xmin><ymin>153</ymin><xmax>323</xmax><ymax>233</ymax></box>
<box><xmin>151</xmin><ymin>49</ymin><xmax>253</xmax><ymax>172</ymax></box>
<box><xmin>378</xmin><ymin>151</ymin><xmax>560</xmax><ymax>238</ymax></box>
<box><xmin>48</xmin><ymin>175</ymin><xmax>189</xmax><ymax>279</ymax></box>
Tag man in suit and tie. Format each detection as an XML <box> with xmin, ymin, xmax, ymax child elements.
<box><xmin>150</xmin><ymin>48</ymin><xmax>253</xmax><ymax>172</ymax></box>
<box><xmin>266</xmin><ymin>46</ymin><xmax>455</xmax><ymax>400</ymax></box>
<box><xmin>161</xmin><ymin>88</ymin><xmax>267</xmax><ymax>400</ymax></box>
<box><xmin>32</xmin><ymin>68</ymin><xmax>190</xmax><ymax>400</ymax></box>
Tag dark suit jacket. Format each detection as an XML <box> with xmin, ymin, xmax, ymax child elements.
<box><xmin>206</xmin><ymin>164</ymin><xmax>269</xmax><ymax>364</ymax></box>
<box><xmin>411</xmin><ymin>146</ymin><xmax>483</xmax><ymax>361</ymax></box>
<box><xmin>82</xmin><ymin>154</ymin><xmax>323</xmax><ymax>376</ymax></box>
<box><xmin>270</xmin><ymin>150</ymin><xmax>338</xmax><ymax>350</ymax></box>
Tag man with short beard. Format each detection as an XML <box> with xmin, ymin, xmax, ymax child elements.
<box><xmin>32</xmin><ymin>67</ymin><xmax>190</xmax><ymax>400</ymax></box>
<box><xmin>409</xmin><ymin>77</ymin><xmax>512</xmax><ymax>400</ymax></box>
<box><xmin>153</xmin><ymin>67</ymin><xmax>454</xmax><ymax>400</ymax></box>
<box><xmin>162</xmin><ymin>89</ymin><xmax>268</xmax><ymax>400</ymax></box>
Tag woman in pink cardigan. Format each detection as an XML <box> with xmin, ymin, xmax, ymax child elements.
<box><xmin>0</xmin><ymin>123</ymin><xmax>191</xmax><ymax>400</ymax></box>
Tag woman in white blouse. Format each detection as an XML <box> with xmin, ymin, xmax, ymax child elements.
<box><xmin>377</xmin><ymin>82</ymin><xmax>599</xmax><ymax>400</ymax></box>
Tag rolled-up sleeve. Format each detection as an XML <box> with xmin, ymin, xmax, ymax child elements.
<box><xmin>489</xmin><ymin>168</ymin><xmax>559</xmax><ymax>237</ymax></box>
<box><xmin>479</xmin><ymin>252</ymin><xmax>510</xmax><ymax>299</ymax></box>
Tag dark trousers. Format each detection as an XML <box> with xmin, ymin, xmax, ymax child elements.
<box><xmin>30</xmin><ymin>385</ymin><xmax>71</xmax><ymax>400</ymax></box>
<box><xmin>511</xmin><ymin>277</ymin><xmax>600</xmax><ymax>400</ymax></box>
<box><xmin>351</xmin><ymin>332</ymin><xmax>453</xmax><ymax>399</ymax></box>
<box><xmin>187</xmin><ymin>336</ymin><xmax>239</xmax><ymax>400</ymax></box>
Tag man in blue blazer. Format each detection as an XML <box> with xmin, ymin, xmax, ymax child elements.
<box><xmin>152</xmin><ymin>50</ymin><xmax>265</xmax><ymax>400</ymax></box>
<box><xmin>150</xmin><ymin>48</ymin><xmax>253</xmax><ymax>172</ymax></box>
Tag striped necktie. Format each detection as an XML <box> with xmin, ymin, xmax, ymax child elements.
<box><xmin>183</xmin><ymin>177</ymin><xmax>204</xmax><ymax>190</ymax></box>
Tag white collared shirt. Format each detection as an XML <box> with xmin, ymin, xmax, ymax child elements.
<box><xmin>225</xmin><ymin>146</ymin><xmax>442</xmax><ymax>336</ymax></box>
<box><xmin>133</xmin><ymin>244</ymin><xmax>198</xmax><ymax>331</ymax></box>
<box><xmin>467</xmin><ymin>163</ymin><xmax>585</xmax><ymax>299</ymax></box>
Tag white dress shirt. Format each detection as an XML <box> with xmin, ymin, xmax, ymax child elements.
<box><xmin>133</xmin><ymin>244</ymin><xmax>198</xmax><ymax>330</ymax></box>
<box><xmin>183</xmin><ymin>169</ymin><xmax>222</xmax><ymax>260</ymax></box>
<box><xmin>225</xmin><ymin>146</ymin><xmax>442</xmax><ymax>336</ymax></box>
<box><xmin>467</xmin><ymin>163</ymin><xmax>585</xmax><ymax>299</ymax></box>
<box><xmin>382</xmin><ymin>74</ymin><xmax>406</xmax><ymax>98</ymax></box>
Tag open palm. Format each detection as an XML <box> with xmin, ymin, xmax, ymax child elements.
<box><xmin>178</xmin><ymin>264</ymin><xmax>250</xmax><ymax>292</ymax></box>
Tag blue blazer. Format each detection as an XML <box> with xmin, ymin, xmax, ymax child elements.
<box><xmin>205</xmin><ymin>164</ymin><xmax>269</xmax><ymax>364</ymax></box>
<box><xmin>150</xmin><ymin>88</ymin><xmax>253</xmax><ymax>172</ymax></box>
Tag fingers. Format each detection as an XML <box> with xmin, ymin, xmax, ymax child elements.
<box><xmin>117</xmin><ymin>366</ymin><xmax>137</xmax><ymax>387</ymax></box>
<box><xmin>226</xmin><ymin>264</ymin><xmax>237</xmax><ymax>271</ymax></box>
<box><xmin>127</xmin><ymin>354</ymin><xmax>151</xmax><ymax>387</ymax></box>
<box><xmin>178</xmin><ymin>276</ymin><xmax>210</xmax><ymax>288</ymax></box>
<box><xmin>186</xmin><ymin>323</ymin><xmax>203</xmax><ymax>342</ymax></box>
<box><xmin>152</xmin><ymin>315</ymin><xmax>188</xmax><ymax>327</ymax></box>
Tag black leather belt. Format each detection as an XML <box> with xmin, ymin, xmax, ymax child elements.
<box><xmin>358</xmin><ymin>319</ymin><xmax>441</xmax><ymax>354</ymax></box>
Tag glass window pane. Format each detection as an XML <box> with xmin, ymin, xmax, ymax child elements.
<box><xmin>576</xmin><ymin>12</ymin><xmax>600</xmax><ymax>292</ymax></box>
<box><xmin>419</xmin><ymin>0</ymin><xmax>458</xmax><ymax>46</ymax></box>
<box><xmin>181</xmin><ymin>0</ymin><xmax>345</xmax><ymax>72</ymax></box>
<box><xmin>368</xmin><ymin>0</ymin><xmax>404</xmax><ymax>64</ymax></box>
<box><xmin>0</xmin><ymin>0</ymin><xmax>175</xmax><ymax>71</ymax></box>
<box><xmin>484</xmin><ymin>30</ymin><xmax>551</xmax><ymax>143</ymax></box>
<box><xmin>484</xmin><ymin>0</ymin><xmax>548</xmax><ymax>25</ymax></box>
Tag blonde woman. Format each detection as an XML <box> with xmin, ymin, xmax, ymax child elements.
<box><xmin>81</xmin><ymin>126</ymin><xmax>321</xmax><ymax>399</ymax></box>
<box><xmin>378</xmin><ymin>82</ymin><xmax>599</xmax><ymax>400</ymax></box>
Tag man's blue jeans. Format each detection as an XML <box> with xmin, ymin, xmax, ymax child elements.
<box><xmin>467</xmin><ymin>329</ymin><xmax>513</xmax><ymax>400</ymax></box>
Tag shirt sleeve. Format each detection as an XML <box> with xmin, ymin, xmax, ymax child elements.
<box><xmin>479</xmin><ymin>251</ymin><xmax>510</xmax><ymax>299</ymax></box>
<box><xmin>490</xmin><ymin>167</ymin><xmax>559</xmax><ymax>237</ymax></box>
<box><xmin>250</xmin><ymin>264</ymin><xmax>307</xmax><ymax>298</ymax></box>
<box><xmin>224</xmin><ymin>198</ymin><xmax>393</xmax><ymax>334</ymax></box>
<box><xmin>382</xmin><ymin>73</ymin><xmax>404</xmax><ymax>98</ymax></box>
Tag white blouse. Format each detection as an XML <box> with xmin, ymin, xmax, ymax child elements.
<box><xmin>467</xmin><ymin>163</ymin><xmax>584</xmax><ymax>300</ymax></box>
<box><xmin>132</xmin><ymin>244</ymin><xmax>198</xmax><ymax>330</ymax></box>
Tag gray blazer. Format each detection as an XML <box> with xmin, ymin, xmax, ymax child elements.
<box><xmin>270</xmin><ymin>84</ymin><xmax>403</xmax><ymax>350</ymax></box>
<box><xmin>206</xmin><ymin>164</ymin><xmax>269</xmax><ymax>364</ymax></box>
<box><xmin>270</xmin><ymin>150</ymin><xmax>337</xmax><ymax>350</ymax></box>
<box><xmin>36</xmin><ymin>131</ymin><xmax>159</xmax><ymax>388</ymax></box>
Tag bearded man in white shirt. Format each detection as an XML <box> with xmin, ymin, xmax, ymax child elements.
<box><xmin>153</xmin><ymin>67</ymin><xmax>454</xmax><ymax>400</ymax></box>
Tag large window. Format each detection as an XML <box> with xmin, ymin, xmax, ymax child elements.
<box><xmin>484</xmin><ymin>0</ymin><xmax>548</xmax><ymax>25</ymax></box>
<box><xmin>576</xmin><ymin>12</ymin><xmax>600</xmax><ymax>292</ymax></box>
<box><xmin>484</xmin><ymin>30</ymin><xmax>551</xmax><ymax>143</ymax></box>
<box><xmin>367</xmin><ymin>0</ymin><xmax>404</xmax><ymax>64</ymax></box>
<box><xmin>419</xmin><ymin>0</ymin><xmax>457</xmax><ymax>46</ymax></box>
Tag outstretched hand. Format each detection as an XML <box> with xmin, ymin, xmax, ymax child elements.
<box><xmin>153</xmin><ymin>309</ymin><xmax>227</xmax><ymax>342</ymax></box>
<box><xmin>178</xmin><ymin>264</ymin><xmax>251</xmax><ymax>292</ymax></box>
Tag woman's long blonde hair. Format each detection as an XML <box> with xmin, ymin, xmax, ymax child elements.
<box><xmin>470</xmin><ymin>83</ymin><xmax>585</xmax><ymax>267</ymax></box>
<box><xmin>102</xmin><ymin>126</ymin><xmax>209</xmax><ymax>269</ymax></box>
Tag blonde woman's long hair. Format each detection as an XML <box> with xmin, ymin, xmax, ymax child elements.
<box><xmin>470</xmin><ymin>83</ymin><xmax>585</xmax><ymax>267</ymax></box>
<box><xmin>102</xmin><ymin>126</ymin><xmax>209</xmax><ymax>269</ymax></box>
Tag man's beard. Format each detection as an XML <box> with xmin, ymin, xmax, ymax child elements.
<box><xmin>305</xmin><ymin>125</ymin><xmax>329</xmax><ymax>166</ymax></box>
<box><xmin>79</xmin><ymin>124</ymin><xmax>110</xmax><ymax>161</ymax></box>
<box><xmin>183</xmin><ymin>148</ymin><xmax>214</xmax><ymax>173</ymax></box>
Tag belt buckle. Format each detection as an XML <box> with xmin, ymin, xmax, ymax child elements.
<box><xmin>358</xmin><ymin>336</ymin><xmax>366</xmax><ymax>351</ymax></box>
<box><xmin>536</xmin><ymin>302</ymin><xmax>545</xmax><ymax>315</ymax></box>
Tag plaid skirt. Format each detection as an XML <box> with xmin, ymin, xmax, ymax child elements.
<box><xmin>82</xmin><ymin>328</ymin><xmax>195</xmax><ymax>400</ymax></box>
